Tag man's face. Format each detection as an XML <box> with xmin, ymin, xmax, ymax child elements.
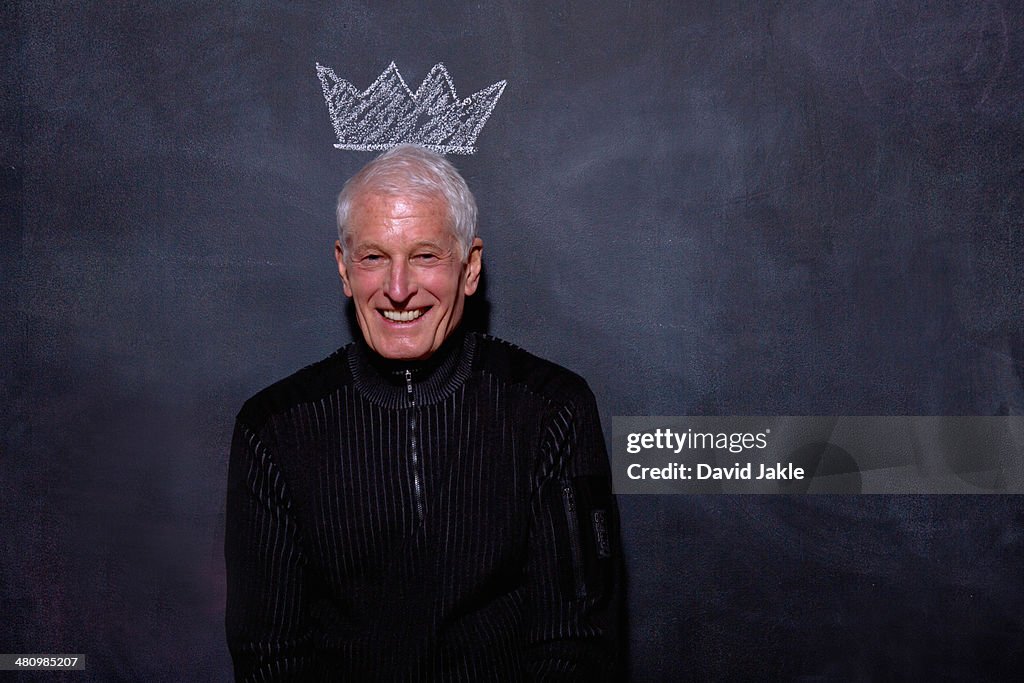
<box><xmin>336</xmin><ymin>191</ymin><xmax>483</xmax><ymax>361</ymax></box>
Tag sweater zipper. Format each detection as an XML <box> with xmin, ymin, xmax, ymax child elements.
<box><xmin>405</xmin><ymin>369</ymin><xmax>424</xmax><ymax>522</ymax></box>
<box><xmin>561</xmin><ymin>482</ymin><xmax>586</xmax><ymax>599</ymax></box>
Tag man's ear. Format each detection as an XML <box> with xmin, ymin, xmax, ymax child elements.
<box><xmin>335</xmin><ymin>240</ymin><xmax>353</xmax><ymax>298</ymax></box>
<box><xmin>463</xmin><ymin>237</ymin><xmax>483</xmax><ymax>296</ymax></box>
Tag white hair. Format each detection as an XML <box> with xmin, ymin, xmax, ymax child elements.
<box><xmin>336</xmin><ymin>144</ymin><xmax>478</xmax><ymax>261</ymax></box>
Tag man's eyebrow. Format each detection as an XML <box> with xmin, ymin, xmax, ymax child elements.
<box><xmin>410</xmin><ymin>240</ymin><xmax>453</xmax><ymax>252</ymax></box>
<box><xmin>350</xmin><ymin>241</ymin><xmax>386</xmax><ymax>253</ymax></box>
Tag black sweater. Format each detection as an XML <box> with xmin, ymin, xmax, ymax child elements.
<box><xmin>225</xmin><ymin>330</ymin><xmax>623</xmax><ymax>681</ymax></box>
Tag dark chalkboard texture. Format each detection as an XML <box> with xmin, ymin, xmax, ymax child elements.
<box><xmin>3</xmin><ymin>1</ymin><xmax>1023</xmax><ymax>679</ymax></box>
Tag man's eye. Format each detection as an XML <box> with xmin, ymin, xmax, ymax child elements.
<box><xmin>362</xmin><ymin>254</ymin><xmax>383</xmax><ymax>262</ymax></box>
<box><xmin>415</xmin><ymin>253</ymin><xmax>438</xmax><ymax>262</ymax></box>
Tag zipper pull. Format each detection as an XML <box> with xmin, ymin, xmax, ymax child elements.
<box><xmin>563</xmin><ymin>484</ymin><xmax>576</xmax><ymax>510</ymax></box>
<box><xmin>561</xmin><ymin>482</ymin><xmax>586</xmax><ymax>599</ymax></box>
<box><xmin>405</xmin><ymin>369</ymin><xmax>414</xmax><ymax>405</ymax></box>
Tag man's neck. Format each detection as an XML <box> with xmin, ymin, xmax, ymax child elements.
<box><xmin>349</xmin><ymin>326</ymin><xmax>475</xmax><ymax>408</ymax></box>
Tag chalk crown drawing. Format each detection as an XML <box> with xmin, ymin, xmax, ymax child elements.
<box><xmin>316</xmin><ymin>61</ymin><xmax>507</xmax><ymax>154</ymax></box>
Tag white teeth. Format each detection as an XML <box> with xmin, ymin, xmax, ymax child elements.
<box><xmin>381</xmin><ymin>308</ymin><xmax>426</xmax><ymax>322</ymax></box>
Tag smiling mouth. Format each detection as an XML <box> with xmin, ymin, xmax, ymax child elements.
<box><xmin>379</xmin><ymin>307</ymin><xmax>430</xmax><ymax>323</ymax></box>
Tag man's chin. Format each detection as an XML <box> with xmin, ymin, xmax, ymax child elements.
<box><xmin>367</xmin><ymin>335</ymin><xmax>434</xmax><ymax>361</ymax></box>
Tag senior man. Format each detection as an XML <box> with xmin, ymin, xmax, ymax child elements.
<box><xmin>225</xmin><ymin>144</ymin><xmax>622</xmax><ymax>680</ymax></box>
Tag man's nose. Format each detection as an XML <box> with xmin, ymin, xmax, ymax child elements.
<box><xmin>384</xmin><ymin>260</ymin><xmax>415</xmax><ymax>303</ymax></box>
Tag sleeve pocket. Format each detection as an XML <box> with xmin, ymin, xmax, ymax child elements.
<box><xmin>561</xmin><ymin>475</ymin><xmax>618</xmax><ymax>603</ymax></box>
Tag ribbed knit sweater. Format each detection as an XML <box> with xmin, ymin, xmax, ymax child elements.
<box><xmin>225</xmin><ymin>329</ymin><xmax>623</xmax><ymax>681</ymax></box>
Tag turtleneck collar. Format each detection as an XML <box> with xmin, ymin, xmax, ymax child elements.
<box><xmin>348</xmin><ymin>326</ymin><xmax>476</xmax><ymax>408</ymax></box>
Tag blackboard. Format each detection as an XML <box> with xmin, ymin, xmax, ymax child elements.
<box><xmin>3</xmin><ymin>1</ymin><xmax>1023</xmax><ymax>679</ymax></box>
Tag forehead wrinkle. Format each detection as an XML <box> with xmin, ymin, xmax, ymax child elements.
<box><xmin>350</xmin><ymin>222</ymin><xmax>457</xmax><ymax>249</ymax></box>
<box><xmin>354</xmin><ymin>192</ymin><xmax>448</xmax><ymax>219</ymax></box>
